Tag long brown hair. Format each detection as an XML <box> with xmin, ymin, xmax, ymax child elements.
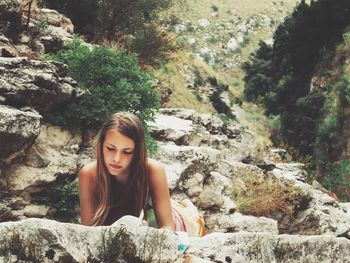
<box><xmin>91</xmin><ymin>112</ymin><xmax>149</xmax><ymax>226</ymax></box>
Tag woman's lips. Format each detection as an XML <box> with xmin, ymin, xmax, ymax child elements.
<box><xmin>110</xmin><ymin>163</ymin><xmax>122</xmax><ymax>169</ymax></box>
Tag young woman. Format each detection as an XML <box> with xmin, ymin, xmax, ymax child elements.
<box><xmin>78</xmin><ymin>112</ymin><xmax>180</xmax><ymax>230</ymax></box>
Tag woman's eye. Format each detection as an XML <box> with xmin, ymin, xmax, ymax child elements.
<box><xmin>106</xmin><ymin>147</ymin><xmax>115</xmax><ymax>151</ymax></box>
<box><xmin>124</xmin><ymin>151</ymin><xmax>133</xmax><ymax>155</ymax></box>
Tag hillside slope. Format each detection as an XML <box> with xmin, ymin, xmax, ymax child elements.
<box><xmin>241</xmin><ymin>0</ymin><xmax>350</xmax><ymax>199</ymax></box>
<box><xmin>157</xmin><ymin>0</ymin><xmax>301</xmax><ymax>143</ymax></box>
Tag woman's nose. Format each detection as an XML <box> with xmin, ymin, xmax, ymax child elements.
<box><xmin>113</xmin><ymin>151</ymin><xmax>122</xmax><ymax>162</ymax></box>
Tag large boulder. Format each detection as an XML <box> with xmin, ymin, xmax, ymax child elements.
<box><xmin>39</xmin><ymin>8</ymin><xmax>74</xmax><ymax>34</ymax></box>
<box><xmin>5</xmin><ymin>123</ymin><xmax>81</xmax><ymax>192</ymax></box>
<box><xmin>0</xmin><ymin>218</ymin><xmax>180</xmax><ymax>263</ymax></box>
<box><xmin>1</xmin><ymin>218</ymin><xmax>350</xmax><ymax>263</ymax></box>
<box><xmin>187</xmin><ymin>232</ymin><xmax>350</xmax><ymax>262</ymax></box>
<box><xmin>0</xmin><ymin>57</ymin><xmax>80</xmax><ymax>113</ymax></box>
<box><xmin>2</xmin><ymin>124</ymin><xmax>81</xmax><ymax>220</ymax></box>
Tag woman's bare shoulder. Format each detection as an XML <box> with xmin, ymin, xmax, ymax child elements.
<box><xmin>79</xmin><ymin>161</ymin><xmax>98</xmax><ymax>183</ymax></box>
<box><xmin>146</xmin><ymin>159</ymin><xmax>166</xmax><ymax>183</ymax></box>
<box><xmin>146</xmin><ymin>158</ymin><xmax>165</xmax><ymax>172</ymax></box>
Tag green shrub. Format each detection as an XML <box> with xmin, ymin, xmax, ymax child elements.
<box><xmin>45</xmin><ymin>38</ymin><xmax>159</xmax><ymax>127</ymax></box>
<box><xmin>35</xmin><ymin>179</ymin><xmax>80</xmax><ymax>223</ymax></box>
<box><xmin>211</xmin><ymin>5</ymin><xmax>219</xmax><ymax>12</ymax></box>
<box><xmin>41</xmin><ymin>0</ymin><xmax>173</xmax><ymax>41</ymax></box>
<box><xmin>320</xmin><ymin>160</ymin><xmax>350</xmax><ymax>200</ymax></box>
<box><xmin>131</xmin><ymin>24</ymin><xmax>179</xmax><ymax>64</ymax></box>
<box><xmin>185</xmin><ymin>22</ymin><xmax>195</xmax><ymax>32</ymax></box>
<box><xmin>242</xmin><ymin>35</ymin><xmax>250</xmax><ymax>47</ymax></box>
<box><xmin>45</xmin><ymin>38</ymin><xmax>160</xmax><ymax>153</ymax></box>
<box><xmin>336</xmin><ymin>77</ymin><xmax>350</xmax><ymax>104</ymax></box>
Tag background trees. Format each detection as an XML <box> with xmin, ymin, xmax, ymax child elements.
<box><xmin>242</xmin><ymin>0</ymin><xmax>350</xmax><ymax>197</ymax></box>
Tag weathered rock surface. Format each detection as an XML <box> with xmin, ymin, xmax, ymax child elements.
<box><xmin>5</xmin><ymin>124</ymin><xmax>81</xmax><ymax>191</ymax></box>
<box><xmin>187</xmin><ymin>232</ymin><xmax>350</xmax><ymax>263</ymax></box>
<box><xmin>150</xmin><ymin>109</ymin><xmax>350</xmax><ymax>240</ymax></box>
<box><xmin>0</xmin><ymin>105</ymin><xmax>41</xmax><ymax>164</ymax></box>
<box><xmin>2</xmin><ymin>123</ymin><xmax>81</xmax><ymax>220</ymax></box>
<box><xmin>0</xmin><ymin>57</ymin><xmax>80</xmax><ymax>112</ymax></box>
<box><xmin>0</xmin><ymin>218</ymin><xmax>180</xmax><ymax>263</ymax></box>
<box><xmin>1</xmin><ymin>218</ymin><xmax>349</xmax><ymax>263</ymax></box>
<box><xmin>0</xmin><ymin>0</ymin><xmax>74</xmax><ymax>56</ymax></box>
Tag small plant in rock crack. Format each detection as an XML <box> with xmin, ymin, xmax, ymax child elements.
<box><xmin>28</xmin><ymin>15</ymin><xmax>49</xmax><ymax>46</ymax></box>
<box><xmin>90</xmin><ymin>226</ymin><xmax>168</xmax><ymax>263</ymax></box>
<box><xmin>140</xmin><ymin>227</ymin><xmax>168</xmax><ymax>262</ymax></box>
<box><xmin>91</xmin><ymin>227</ymin><xmax>138</xmax><ymax>262</ymax></box>
<box><xmin>0</xmin><ymin>228</ymin><xmax>43</xmax><ymax>262</ymax></box>
<box><xmin>34</xmin><ymin>178</ymin><xmax>80</xmax><ymax>223</ymax></box>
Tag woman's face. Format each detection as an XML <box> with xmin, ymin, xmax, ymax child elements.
<box><xmin>102</xmin><ymin>129</ymin><xmax>135</xmax><ymax>181</ymax></box>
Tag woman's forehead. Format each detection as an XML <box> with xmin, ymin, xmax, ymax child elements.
<box><xmin>104</xmin><ymin>130</ymin><xmax>135</xmax><ymax>149</ymax></box>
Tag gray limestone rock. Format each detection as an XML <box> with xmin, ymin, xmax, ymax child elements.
<box><xmin>0</xmin><ymin>57</ymin><xmax>81</xmax><ymax>113</ymax></box>
<box><xmin>0</xmin><ymin>218</ymin><xmax>181</xmax><ymax>263</ymax></box>
<box><xmin>0</xmin><ymin>105</ymin><xmax>41</xmax><ymax>164</ymax></box>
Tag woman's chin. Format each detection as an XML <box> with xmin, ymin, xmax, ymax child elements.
<box><xmin>110</xmin><ymin>171</ymin><xmax>128</xmax><ymax>182</ymax></box>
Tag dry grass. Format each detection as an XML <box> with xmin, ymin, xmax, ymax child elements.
<box><xmin>153</xmin><ymin>0</ymin><xmax>305</xmax><ymax>149</ymax></box>
<box><xmin>155</xmin><ymin>51</ymin><xmax>216</xmax><ymax>112</ymax></box>
<box><xmin>172</xmin><ymin>0</ymin><xmax>299</xmax><ymax>21</ymax></box>
<box><xmin>232</xmin><ymin>175</ymin><xmax>309</xmax><ymax>219</ymax></box>
<box><xmin>158</xmin><ymin>0</ymin><xmax>300</xmax><ymax>141</ymax></box>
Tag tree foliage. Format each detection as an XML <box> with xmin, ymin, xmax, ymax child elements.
<box><xmin>40</xmin><ymin>0</ymin><xmax>178</xmax><ymax>63</ymax></box>
<box><xmin>243</xmin><ymin>0</ymin><xmax>350</xmax><ymax>196</ymax></box>
<box><xmin>242</xmin><ymin>0</ymin><xmax>350</xmax><ymax>156</ymax></box>
<box><xmin>45</xmin><ymin>38</ymin><xmax>159</xmax><ymax>130</ymax></box>
<box><xmin>41</xmin><ymin>0</ymin><xmax>173</xmax><ymax>41</ymax></box>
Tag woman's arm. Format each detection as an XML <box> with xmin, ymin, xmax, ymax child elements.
<box><xmin>78</xmin><ymin>162</ymin><xmax>97</xmax><ymax>226</ymax></box>
<box><xmin>148</xmin><ymin>160</ymin><xmax>174</xmax><ymax>231</ymax></box>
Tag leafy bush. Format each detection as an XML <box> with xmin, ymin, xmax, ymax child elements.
<box><xmin>45</xmin><ymin>38</ymin><xmax>160</xmax><ymax>153</ymax></box>
<box><xmin>242</xmin><ymin>0</ymin><xmax>350</xmax><ymax>157</ymax></box>
<box><xmin>46</xmin><ymin>38</ymin><xmax>160</xmax><ymax>130</ymax></box>
<box><xmin>336</xmin><ymin>77</ymin><xmax>350</xmax><ymax>104</ymax></box>
<box><xmin>211</xmin><ymin>5</ymin><xmax>219</xmax><ymax>12</ymax></box>
<box><xmin>131</xmin><ymin>24</ymin><xmax>179</xmax><ymax>64</ymax></box>
<box><xmin>41</xmin><ymin>0</ymin><xmax>173</xmax><ymax>42</ymax></box>
<box><xmin>242</xmin><ymin>41</ymin><xmax>273</xmax><ymax>102</ymax></box>
<box><xmin>317</xmin><ymin>160</ymin><xmax>350</xmax><ymax>200</ymax></box>
<box><xmin>35</xmin><ymin>179</ymin><xmax>80</xmax><ymax>223</ymax></box>
<box><xmin>94</xmin><ymin>0</ymin><xmax>173</xmax><ymax>41</ymax></box>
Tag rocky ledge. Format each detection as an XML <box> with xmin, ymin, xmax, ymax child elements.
<box><xmin>1</xmin><ymin>218</ymin><xmax>350</xmax><ymax>262</ymax></box>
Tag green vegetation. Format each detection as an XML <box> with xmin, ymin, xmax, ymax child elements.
<box><xmin>40</xmin><ymin>0</ymin><xmax>177</xmax><ymax>62</ymax></box>
<box><xmin>41</xmin><ymin>0</ymin><xmax>172</xmax><ymax>40</ymax></box>
<box><xmin>45</xmin><ymin>37</ymin><xmax>160</xmax><ymax>152</ymax></box>
<box><xmin>0</xmin><ymin>229</ymin><xmax>43</xmax><ymax>262</ymax></box>
<box><xmin>93</xmin><ymin>228</ymin><xmax>138</xmax><ymax>262</ymax></box>
<box><xmin>242</xmin><ymin>0</ymin><xmax>350</xmax><ymax>198</ymax></box>
<box><xmin>34</xmin><ymin>178</ymin><xmax>79</xmax><ymax>223</ymax></box>
<box><xmin>243</xmin><ymin>0</ymin><xmax>350</xmax><ymax>153</ymax></box>
<box><xmin>89</xmin><ymin>227</ymin><xmax>167</xmax><ymax>263</ymax></box>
